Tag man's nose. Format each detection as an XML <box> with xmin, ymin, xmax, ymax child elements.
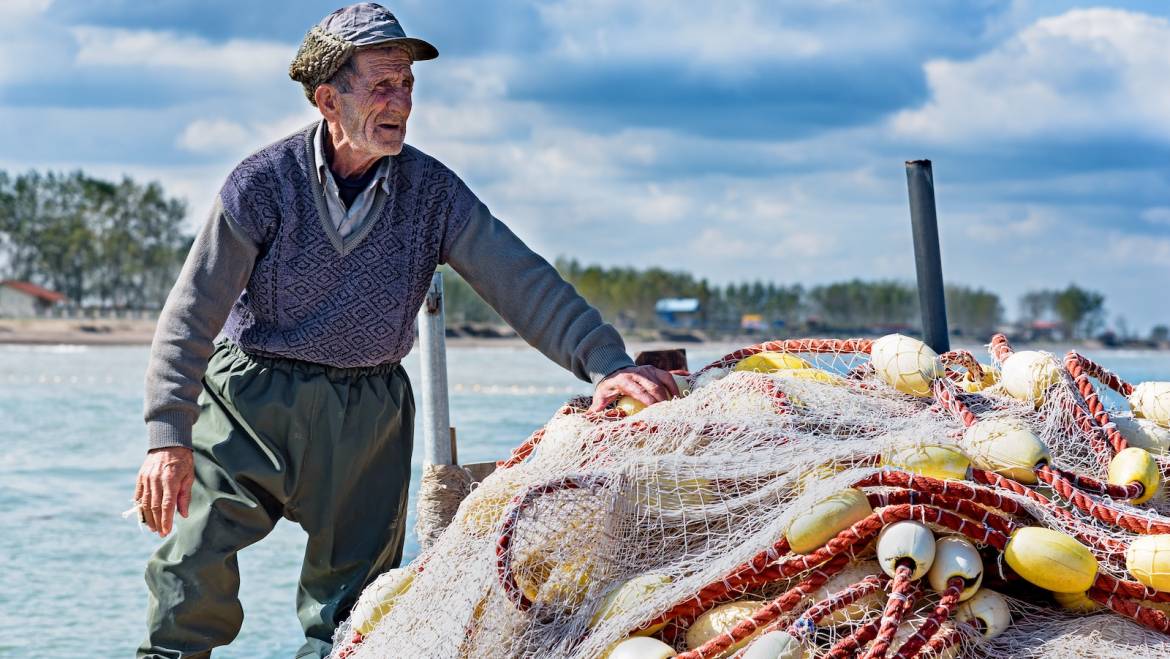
<box><xmin>387</xmin><ymin>91</ymin><xmax>411</xmax><ymax>113</ymax></box>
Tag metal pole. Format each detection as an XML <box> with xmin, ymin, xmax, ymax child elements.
<box><xmin>905</xmin><ymin>159</ymin><xmax>950</xmax><ymax>354</ymax></box>
<box><xmin>418</xmin><ymin>271</ymin><xmax>453</xmax><ymax>465</ymax></box>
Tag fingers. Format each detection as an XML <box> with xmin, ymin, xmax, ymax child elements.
<box><xmin>177</xmin><ymin>472</ymin><xmax>194</xmax><ymax>519</ymax></box>
<box><xmin>142</xmin><ymin>472</ymin><xmax>160</xmax><ymax>534</ymax></box>
<box><xmin>591</xmin><ymin>366</ymin><xmax>682</xmax><ymax>412</ymax></box>
<box><xmin>160</xmin><ymin>475</ymin><xmax>177</xmax><ymax>536</ymax></box>
<box><xmin>653</xmin><ymin>369</ymin><xmax>681</xmax><ymax>398</ymax></box>
<box><xmin>627</xmin><ymin>372</ymin><xmax>669</xmax><ymax>404</ymax></box>
<box><xmin>588</xmin><ymin>391</ymin><xmax>611</xmax><ymax>413</ymax></box>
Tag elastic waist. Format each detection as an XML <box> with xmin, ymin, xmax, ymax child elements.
<box><xmin>221</xmin><ymin>341</ymin><xmax>403</xmax><ymax>378</ymax></box>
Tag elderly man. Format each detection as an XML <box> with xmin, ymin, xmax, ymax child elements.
<box><xmin>134</xmin><ymin>4</ymin><xmax>677</xmax><ymax>657</ymax></box>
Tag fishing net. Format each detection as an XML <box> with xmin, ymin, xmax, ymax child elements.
<box><xmin>331</xmin><ymin>335</ymin><xmax>1170</xmax><ymax>659</ymax></box>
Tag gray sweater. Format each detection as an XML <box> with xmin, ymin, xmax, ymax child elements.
<box><xmin>143</xmin><ymin>123</ymin><xmax>634</xmax><ymax>450</ymax></box>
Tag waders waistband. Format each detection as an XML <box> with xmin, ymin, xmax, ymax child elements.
<box><xmin>222</xmin><ymin>341</ymin><xmax>403</xmax><ymax>379</ymax></box>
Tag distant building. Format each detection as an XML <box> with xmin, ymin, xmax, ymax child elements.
<box><xmin>655</xmin><ymin>297</ymin><xmax>701</xmax><ymax>328</ymax></box>
<box><xmin>1028</xmin><ymin>320</ymin><xmax>1063</xmax><ymax>342</ymax></box>
<box><xmin>0</xmin><ymin>280</ymin><xmax>67</xmax><ymax>318</ymax></box>
<box><xmin>740</xmin><ymin>313</ymin><xmax>766</xmax><ymax>331</ymax></box>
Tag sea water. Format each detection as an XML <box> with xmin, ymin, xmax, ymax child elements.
<box><xmin>1</xmin><ymin>344</ymin><xmax>1168</xmax><ymax>657</ymax></box>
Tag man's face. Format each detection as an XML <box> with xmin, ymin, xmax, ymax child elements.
<box><xmin>333</xmin><ymin>47</ymin><xmax>414</xmax><ymax>157</ymax></box>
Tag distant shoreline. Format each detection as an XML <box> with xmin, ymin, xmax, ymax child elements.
<box><xmin>1</xmin><ymin>318</ymin><xmax>1165</xmax><ymax>352</ymax></box>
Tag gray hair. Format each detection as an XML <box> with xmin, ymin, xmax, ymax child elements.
<box><xmin>289</xmin><ymin>28</ymin><xmax>411</xmax><ymax>106</ymax></box>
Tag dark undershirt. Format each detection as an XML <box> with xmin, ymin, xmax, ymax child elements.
<box><xmin>336</xmin><ymin>159</ymin><xmax>385</xmax><ymax>209</ymax></box>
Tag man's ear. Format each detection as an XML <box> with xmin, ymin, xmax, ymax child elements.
<box><xmin>315</xmin><ymin>84</ymin><xmax>340</xmax><ymax>121</ymax></box>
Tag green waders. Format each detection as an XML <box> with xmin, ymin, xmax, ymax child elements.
<box><xmin>139</xmin><ymin>342</ymin><xmax>414</xmax><ymax>659</ymax></box>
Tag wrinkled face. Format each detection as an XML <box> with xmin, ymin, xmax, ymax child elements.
<box><xmin>331</xmin><ymin>47</ymin><xmax>414</xmax><ymax>156</ymax></box>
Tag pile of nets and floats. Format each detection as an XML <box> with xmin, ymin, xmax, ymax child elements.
<box><xmin>331</xmin><ymin>333</ymin><xmax>1170</xmax><ymax>658</ymax></box>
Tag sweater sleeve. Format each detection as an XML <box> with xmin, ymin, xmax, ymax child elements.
<box><xmin>142</xmin><ymin>195</ymin><xmax>259</xmax><ymax>450</ymax></box>
<box><xmin>445</xmin><ymin>201</ymin><xmax>635</xmax><ymax>385</ymax></box>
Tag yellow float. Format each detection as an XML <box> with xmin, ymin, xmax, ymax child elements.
<box><xmin>1130</xmin><ymin>382</ymin><xmax>1170</xmax><ymax>428</ymax></box>
<box><xmin>514</xmin><ymin>555</ymin><xmax>592</xmax><ymax>608</ymax></box>
<box><xmin>741</xmin><ymin>630</ymin><xmax>805</xmax><ymax>659</ymax></box>
<box><xmin>349</xmin><ymin>567</ymin><xmax>415</xmax><ymax>636</ymax></box>
<box><xmin>806</xmin><ymin>561</ymin><xmax>884</xmax><ymax>625</ymax></box>
<box><xmin>959</xmin><ymin>363</ymin><xmax>998</xmax><ymax>393</ymax></box>
<box><xmin>1114</xmin><ymin>415</ymin><xmax>1170</xmax><ymax>454</ymax></box>
<box><xmin>456</xmin><ymin>475</ymin><xmax>526</xmax><ymax>536</ymax></box>
<box><xmin>735</xmin><ymin>352</ymin><xmax>812</xmax><ymax>373</ymax></box>
<box><xmin>590</xmin><ymin>573</ymin><xmax>673</xmax><ymax>635</ymax></box>
<box><xmin>1000</xmin><ymin>350</ymin><xmax>1061</xmax><ymax>405</ymax></box>
<box><xmin>616</xmin><ymin>374</ymin><xmax>692</xmax><ymax>415</ymax></box>
<box><xmin>785</xmin><ymin>489</ymin><xmax>873</xmax><ymax>554</ymax></box>
<box><xmin>774</xmin><ymin>367</ymin><xmax>842</xmax><ymax>386</ymax></box>
<box><xmin>604</xmin><ymin>636</ymin><xmax>676</xmax><ymax>659</ymax></box>
<box><xmin>1052</xmin><ymin>590</ymin><xmax>1101</xmax><ymax>613</ymax></box>
<box><xmin>1125</xmin><ymin>535</ymin><xmax>1170</xmax><ymax>592</ymax></box>
<box><xmin>1004</xmin><ymin>527</ymin><xmax>1098</xmax><ymax>593</ymax></box>
<box><xmin>869</xmin><ymin>334</ymin><xmax>944</xmax><ymax>397</ymax></box>
<box><xmin>685</xmin><ymin>600</ymin><xmax>765</xmax><ymax>658</ymax></box>
<box><xmin>884</xmin><ymin>445</ymin><xmax>970</xmax><ymax>481</ymax></box>
<box><xmin>1107</xmin><ymin>447</ymin><xmax>1161</xmax><ymax>504</ymax></box>
<box><xmin>961</xmin><ymin>418</ymin><xmax>1052</xmax><ymax>484</ymax></box>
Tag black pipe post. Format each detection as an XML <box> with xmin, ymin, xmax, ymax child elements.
<box><xmin>905</xmin><ymin>159</ymin><xmax>950</xmax><ymax>354</ymax></box>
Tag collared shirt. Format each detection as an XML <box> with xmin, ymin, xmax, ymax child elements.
<box><xmin>312</xmin><ymin>120</ymin><xmax>393</xmax><ymax>238</ymax></box>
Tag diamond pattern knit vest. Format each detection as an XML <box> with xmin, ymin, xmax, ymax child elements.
<box><xmin>219</xmin><ymin>124</ymin><xmax>477</xmax><ymax>367</ymax></box>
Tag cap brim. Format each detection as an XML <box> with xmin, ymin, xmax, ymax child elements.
<box><xmin>360</xmin><ymin>36</ymin><xmax>438</xmax><ymax>61</ymax></box>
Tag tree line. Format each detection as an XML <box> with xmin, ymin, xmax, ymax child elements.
<box><xmin>443</xmin><ymin>260</ymin><xmax>1130</xmax><ymax>342</ymax></box>
<box><xmin>439</xmin><ymin>259</ymin><xmax>1011</xmax><ymax>339</ymax></box>
<box><xmin>0</xmin><ymin>170</ymin><xmax>190</xmax><ymax>307</ymax></box>
<box><xmin>0</xmin><ymin>170</ymin><xmax>1134</xmax><ymax>342</ymax></box>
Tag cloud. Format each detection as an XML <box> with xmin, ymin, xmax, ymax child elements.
<box><xmin>960</xmin><ymin>207</ymin><xmax>1054</xmax><ymax>243</ymax></box>
<box><xmin>176</xmin><ymin>111</ymin><xmax>318</xmax><ymax>156</ymax></box>
<box><xmin>70</xmin><ymin>26</ymin><xmax>292</xmax><ymax>81</ymax></box>
<box><xmin>892</xmin><ymin>9</ymin><xmax>1170</xmax><ymax>143</ymax></box>
<box><xmin>0</xmin><ymin>0</ymin><xmax>52</xmax><ymax>20</ymax></box>
<box><xmin>0</xmin><ymin>0</ymin><xmax>72</xmax><ymax>85</ymax></box>
<box><xmin>176</xmin><ymin>119</ymin><xmax>251</xmax><ymax>154</ymax></box>
<box><xmin>538</xmin><ymin>0</ymin><xmax>824</xmax><ymax>65</ymax></box>
<box><xmin>1142</xmin><ymin>207</ymin><xmax>1170</xmax><ymax>227</ymax></box>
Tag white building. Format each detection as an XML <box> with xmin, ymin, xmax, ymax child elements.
<box><xmin>0</xmin><ymin>280</ymin><xmax>66</xmax><ymax>317</ymax></box>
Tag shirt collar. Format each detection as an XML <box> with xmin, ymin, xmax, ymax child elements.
<box><xmin>314</xmin><ymin>120</ymin><xmax>392</xmax><ymax>194</ymax></box>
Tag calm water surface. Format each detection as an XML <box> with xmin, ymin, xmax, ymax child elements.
<box><xmin>1</xmin><ymin>343</ymin><xmax>1168</xmax><ymax>657</ymax></box>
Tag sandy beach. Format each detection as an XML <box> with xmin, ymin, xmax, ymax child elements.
<box><xmin>0</xmin><ymin>318</ymin><xmax>713</xmax><ymax>353</ymax></box>
<box><xmin>0</xmin><ymin>318</ymin><xmax>158</xmax><ymax>345</ymax></box>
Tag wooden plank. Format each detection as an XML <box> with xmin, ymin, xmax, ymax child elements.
<box><xmin>463</xmin><ymin>461</ymin><xmax>497</xmax><ymax>483</ymax></box>
<box><xmin>635</xmin><ymin>348</ymin><xmax>688</xmax><ymax>372</ymax></box>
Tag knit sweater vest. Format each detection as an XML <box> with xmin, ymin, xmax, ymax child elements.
<box><xmin>219</xmin><ymin>124</ymin><xmax>477</xmax><ymax>367</ymax></box>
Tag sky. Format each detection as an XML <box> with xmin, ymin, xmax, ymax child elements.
<box><xmin>1</xmin><ymin>0</ymin><xmax>1168</xmax><ymax>331</ymax></box>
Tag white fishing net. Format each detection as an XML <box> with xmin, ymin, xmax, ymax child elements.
<box><xmin>331</xmin><ymin>337</ymin><xmax>1170</xmax><ymax>659</ymax></box>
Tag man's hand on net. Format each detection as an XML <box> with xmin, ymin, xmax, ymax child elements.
<box><xmin>134</xmin><ymin>446</ymin><xmax>195</xmax><ymax>537</ymax></box>
<box><xmin>589</xmin><ymin>365</ymin><xmax>680</xmax><ymax>413</ymax></box>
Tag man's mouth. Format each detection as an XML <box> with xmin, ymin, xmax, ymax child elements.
<box><xmin>378</xmin><ymin>122</ymin><xmax>402</xmax><ymax>132</ymax></box>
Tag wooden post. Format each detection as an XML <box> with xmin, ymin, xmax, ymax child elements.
<box><xmin>905</xmin><ymin>160</ymin><xmax>951</xmax><ymax>353</ymax></box>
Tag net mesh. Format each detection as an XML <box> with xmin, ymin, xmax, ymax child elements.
<box><xmin>331</xmin><ymin>336</ymin><xmax>1170</xmax><ymax>658</ymax></box>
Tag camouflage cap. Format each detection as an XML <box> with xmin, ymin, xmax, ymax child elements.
<box><xmin>289</xmin><ymin>3</ymin><xmax>438</xmax><ymax>105</ymax></box>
